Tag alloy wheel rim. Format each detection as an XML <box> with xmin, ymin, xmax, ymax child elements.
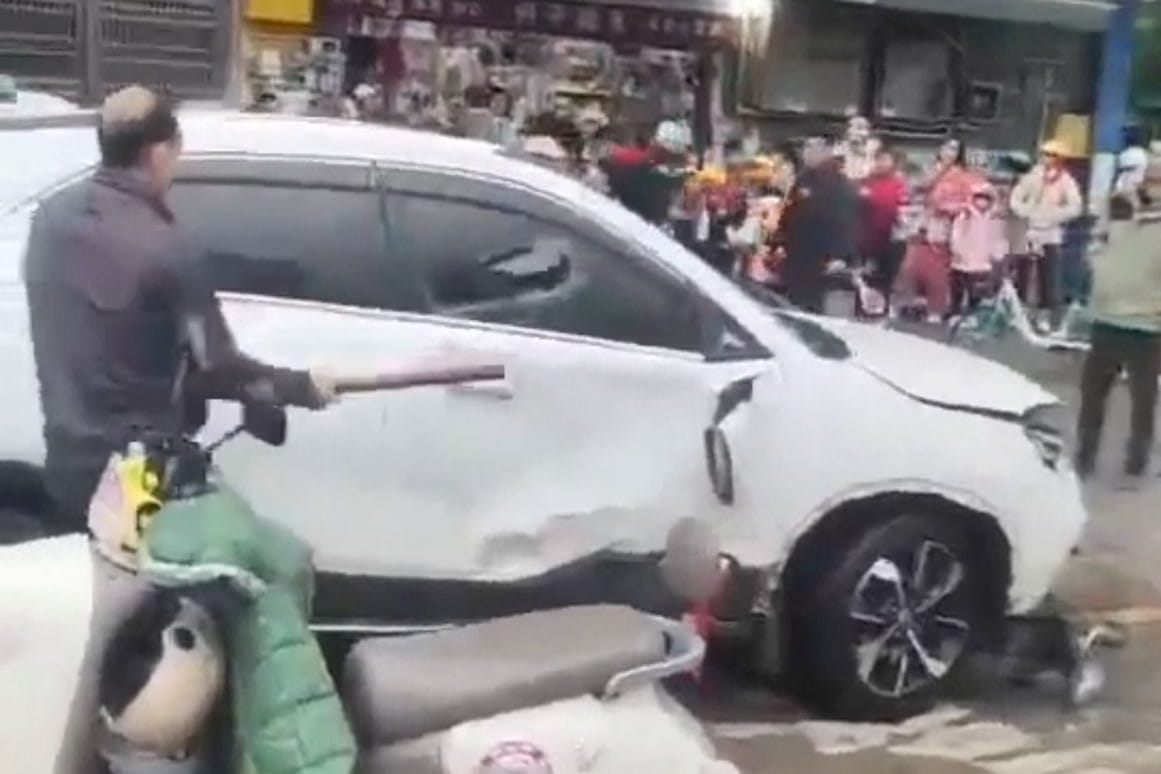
<box><xmin>849</xmin><ymin>540</ymin><xmax>970</xmax><ymax>698</ymax></box>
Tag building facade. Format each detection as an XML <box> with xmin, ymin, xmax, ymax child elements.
<box><xmin>0</xmin><ymin>0</ymin><xmax>236</xmax><ymax>104</ymax></box>
<box><xmin>737</xmin><ymin>0</ymin><xmax>1129</xmax><ymax>169</ymax></box>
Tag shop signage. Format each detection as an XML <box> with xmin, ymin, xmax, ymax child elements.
<box><xmin>248</xmin><ymin>0</ymin><xmax>316</xmax><ymax>25</ymax></box>
<box><xmin>326</xmin><ymin>0</ymin><xmax>740</xmax><ymax>48</ymax></box>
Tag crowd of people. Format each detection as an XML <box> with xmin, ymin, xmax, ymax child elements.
<box><xmin>595</xmin><ymin>115</ymin><xmax>1094</xmax><ymax>331</ymax></box>
<box><xmin>593</xmin><ymin>116</ymin><xmax>1161</xmax><ymax>482</ymax></box>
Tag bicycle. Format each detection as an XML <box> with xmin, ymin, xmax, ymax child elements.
<box><xmin>945</xmin><ymin>257</ymin><xmax>1089</xmax><ymax>352</ymax></box>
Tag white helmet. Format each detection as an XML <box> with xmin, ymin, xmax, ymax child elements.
<box><xmin>654</xmin><ymin>119</ymin><xmax>691</xmax><ymax>155</ymax></box>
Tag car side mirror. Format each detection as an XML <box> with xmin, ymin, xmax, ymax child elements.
<box><xmin>242</xmin><ymin>403</ymin><xmax>287</xmax><ymax>447</ymax></box>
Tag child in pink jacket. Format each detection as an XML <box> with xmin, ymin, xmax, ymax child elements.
<box><xmin>949</xmin><ymin>184</ymin><xmax>1007</xmax><ymax>316</ymax></box>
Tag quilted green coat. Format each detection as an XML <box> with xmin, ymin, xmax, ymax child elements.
<box><xmin>140</xmin><ymin>484</ymin><xmax>356</xmax><ymax>774</ymax></box>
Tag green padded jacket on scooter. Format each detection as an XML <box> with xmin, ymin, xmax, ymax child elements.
<box><xmin>140</xmin><ymin>485</ymin><xmax>357</xmax><ymax>774</ymax></box>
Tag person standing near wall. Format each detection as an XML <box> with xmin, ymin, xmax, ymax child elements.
<box><xmin>1075</xmin><ymin>192</ymin><xmax>1161</xmax><ymax>484</ymax></box>
<box><xmin>779</xmin><ymin>137</ymin><xmax>859</xmax><ymax>313</ymax></box>
<box><xmin>835</xmin><ymin>115</ymin><xmax>881</xmax><ymax>182</ymax></box>
<box><xmin>948</xmin><ymin>183</ymin><xmax>1007</xmax><ymax>316</ymax></box>
<box><xmin>858</xmin><ymin>146</ymin><xmax>908</xmax><ymax>314</ymax></box>
<box><xmin>1010</xmin><ymin>139</ymin><xmax>1084</xmax><ymax>332</ymax></box>
<box><xmin>1115</xmin><ymin>125</ymin><xmax>1150</xmax><ymax>196</ymax></box>
<box><xmin>894</xmin><ymin>137</ymin><xmax>979</xmax><ymax>322</ymax></box>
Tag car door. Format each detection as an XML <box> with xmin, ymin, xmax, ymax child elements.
<box><xmin>375</xmin><ymin>168</ymin><xmax>753</xmax><ymax>583</ymax></box>
<box><xmin>168</xmin><ymin>155</ymin><xmax>765</xmax><ymax>596</ymax></box>
<box><xmin>167</xmin><ymin>156</ymin><xmax>473</xmax><ymax>581</ymax></box>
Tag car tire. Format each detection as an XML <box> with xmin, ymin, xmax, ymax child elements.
<box><xmin>791</xmin><ymin>513</ymin><xmax>985</xmax><ymax>721</ymax></box>
<box><xmin>0</xmin><ymin>507</ymin><xmax>47</xmax><ymax>545</ymax></box>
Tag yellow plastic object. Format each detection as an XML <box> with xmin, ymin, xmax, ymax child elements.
<box><xmin>246</xmin><ymin>0</ymin><xmax>314</xmax><ymax>25</ymax></box>
<box><xmin>1050</xmin><ymin>114</ymin><xmax>1092</xmax><ymax>159</ymax></box>
<box><xmin>692</xmin><ymin>165</ymin><xmax>728</xmax><ymax>187</ymax></box>
<box><xmin>116</xmin><ymin>449</ymin><xmax>163</xmax><ymax>553</ymax></box>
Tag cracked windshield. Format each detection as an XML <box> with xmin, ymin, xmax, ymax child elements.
<box><xmin>4</xmin><ymin>0</ymin><xmax>1161</xmax><ymax>772</ymax></box>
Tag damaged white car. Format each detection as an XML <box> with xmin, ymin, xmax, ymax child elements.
<box><xmin>0</xmin><ymin>111</ymin><xmax>1087</xmax><ymax>720</ymax></box>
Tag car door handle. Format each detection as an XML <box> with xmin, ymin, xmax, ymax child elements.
<box><xmin>437</xmin><ymin>343</ymin><xmax>513</xmax><ymax>400</ymax></box>
<box><xmin>447</xmin><ymin>379</ymin><xmax>514</xmax><ymax>400</ymax></box>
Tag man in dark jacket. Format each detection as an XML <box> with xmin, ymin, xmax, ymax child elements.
<box><xmin>778</xmin><ymin>138</ymin><xmax>860</xmax><ymax>313</ymax></box>
<box><xmin>23</xmin><ymin>85</ymin><xmax>331</xmax><ymax>534</ymax></box>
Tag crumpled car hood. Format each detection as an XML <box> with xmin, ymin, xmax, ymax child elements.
<box><xmin>811</xmin><ymin>316</ymin><xmax>1058</xmax><ymax>415</ymax></box>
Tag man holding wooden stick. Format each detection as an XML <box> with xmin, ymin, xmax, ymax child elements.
<box><xmin>23</xmin><ymin>86</ymin><xmax>337</xmax><ymax>535</ymax></box>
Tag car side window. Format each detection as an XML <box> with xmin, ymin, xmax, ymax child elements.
<box><xmin>168</xmin><ymin>181</ymin><xmax>425</xmax><ymax>312</ymax></box>
<box><xmin>392</xmin><ymin>193</ymin><xmax>701</xmax><ymax>352</ymax></box>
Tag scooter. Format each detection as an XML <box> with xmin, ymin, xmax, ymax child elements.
<box><xmin>0</xmin><ymin>363</ymin><xmax>739</xmax><ymax>774</ymax></box>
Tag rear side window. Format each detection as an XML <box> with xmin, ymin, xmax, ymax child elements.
<box><xmin>169</xmin><ymin>182</ymin><xmax>425</xmax><ymax>312</ymax></box>
<box><xmin>392</xmin><ymin>192</ymin><xmax>702</xmax><ymax>352</ymax></box>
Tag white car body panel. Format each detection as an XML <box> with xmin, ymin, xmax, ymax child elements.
<box><xmin>0</xmin><ymin>90</ymin><xmax>78</xmax><ymax>117</ymax></box>
<box><xmin>0</xmin><ymin>127</ymin><xmax>97</xmax><ymax>211</ymax></box>
<box><xmin>0</xmin><ymin>112</ymin><xmax>1086</xmax><ymax>614</ymax></box>
<box><xmin>207</xmin><ymin>297</ymin><xmax>721</xmax><ymax>579</ymax></box>
<box><xmin>814</xmin><ymin>316</ymin><xmax>1057</xmax><ymax>412</ymax></box>
<box><xmin>436</xmin><ymin>689</ymin><xmax>736</xmax><ymax>774</ymax></box>
<box><xmin>0</xmin><ymin>93</ymin><xmax>87</xmax><ymax>210</ymax></box>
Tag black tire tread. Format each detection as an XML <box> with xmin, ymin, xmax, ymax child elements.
<box><xmin>792</xmin><ymin>512</ymin><xmax>984</xmax><ymax>722</ymax></box>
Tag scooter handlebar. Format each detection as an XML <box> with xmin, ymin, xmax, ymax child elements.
<box><xmin>331</xmin><ymin>363</ymin><xmax>506</xmax><ymax>394</ymax></box>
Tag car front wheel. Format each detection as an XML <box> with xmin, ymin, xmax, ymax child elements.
<box><xmin>792</xmin><ymin>514</ymin><xmax>986</xmax><ymax>721</ymax></box>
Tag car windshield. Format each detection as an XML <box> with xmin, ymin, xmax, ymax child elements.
<box><xmin>735</xmin><ymin>277</ymin><xmax>851</xmax><ymax>360</ymax></box>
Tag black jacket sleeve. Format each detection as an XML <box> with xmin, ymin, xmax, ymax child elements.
<box><xmin>167</xmin><ymin>254</ymin><xmax>324</xmax><ymax>409</ymax></box>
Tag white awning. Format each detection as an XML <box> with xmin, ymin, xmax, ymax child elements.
<box><xmin>834</xmin><ymin>0</ymin><xmax>1117</xmax><ymax>31</ymax></box>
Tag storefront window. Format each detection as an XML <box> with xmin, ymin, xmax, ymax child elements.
<box><xmin>248</xmin><ymin>15</ymin><xmax>702</xmax><ymax>158</ymax></box>
<box><xmin>878</xmin><ymin>18</ymin><xmax>955</xmax><ymax>120</ymax></box>
<box><xmin>746</xmin><ymin>0</ymin><xmax>866</xmax><ymax>115</ymax></box>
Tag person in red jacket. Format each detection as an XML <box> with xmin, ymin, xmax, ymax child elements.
<box><xmin>858</xmin><ymin>146</ymin><xmax>908</xmax><ymax>313</ymax></box>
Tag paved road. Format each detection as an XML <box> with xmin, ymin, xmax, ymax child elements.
<box><xmin>702</xmin><ymin>312</ymin><xmax>1161</xmax><ymax>773</ymax></box>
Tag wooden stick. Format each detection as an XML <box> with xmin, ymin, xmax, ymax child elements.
<box><xmin>333</xmin><ymin>363</ymin><xmax>505</xmax><ymax>394</ymax></box>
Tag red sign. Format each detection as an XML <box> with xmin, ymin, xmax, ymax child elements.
<box><xmin>325</xmin><ymin>0</ymin><xmax>740</xmax><ymax>48</ymax></box>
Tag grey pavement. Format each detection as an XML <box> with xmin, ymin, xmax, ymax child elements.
<box><xmin>704</xmin><ymin>302</ymin><xmax>1161</xmax><ymax>773</ymax></box>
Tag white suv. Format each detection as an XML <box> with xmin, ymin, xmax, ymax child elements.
<box><xmin>0</xmin><ymin>111</ymin><xmax>1086</xmax><ymax>720</ymax></box>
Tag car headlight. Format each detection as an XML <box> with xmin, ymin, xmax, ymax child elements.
<box><xmin>1024</xmin><ymin>403</ymin><xmax>1067</xmax><ymax>470</ymax></box>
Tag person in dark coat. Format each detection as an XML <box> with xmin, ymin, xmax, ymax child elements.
<box><xmin>777</xmin><ymin>138</ymin><xmax>859</xmax><ymax>313</ymax></box>
<box><xmin>23</xmin><ymin>85</ymin><xmax>334</xmax><ymax>535</ymax></box>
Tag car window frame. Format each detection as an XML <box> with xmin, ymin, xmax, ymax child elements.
<box><xmin>376</xmin><ymin>164</ymin><xmax>742</xmax><ymax>357</ymax></box>
<box><xmin>169</xmin><ymin>154</ymin><xmax>430</xmax><ymax>313</ymax></box>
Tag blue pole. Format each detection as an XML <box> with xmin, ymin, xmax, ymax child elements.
<box><xmin>1093</xmin><ymin>0</ymin><xmax>1140</xmax><ymax>156</ymax></box>
<box><xmin>1072</xmin><ymin>0</ymin><xmax>1139</xmax><ymax>303</ymax></box>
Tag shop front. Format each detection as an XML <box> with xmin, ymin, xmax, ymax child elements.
<box><xmin>241</xmin><ymin>0</ymin><xmax>347</xmax><ymax>113</ymax></box>
<box><xmin>737</xmin><ymin>0</ymin><xmax>1114</xmax><ymax>161</ymax></box>
<box><xmin>240</xmin><ymin>0</ymin><xmax>742</xmax><ymax>160</ymax></box>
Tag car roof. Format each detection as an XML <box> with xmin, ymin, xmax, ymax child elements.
<box><xmin>0</xmin><ymin>109</ymin><xmax>570</xmax><ymax>204</ymax></box>
<box><xmin>179</xmin><ymin>111</ymin><xmax>509</xmax><ymax>169</ymax></box>
<box><xmin>0</xmin><ymin>90</ymin><xmax>79</xmax><ymax>118</ymax></box>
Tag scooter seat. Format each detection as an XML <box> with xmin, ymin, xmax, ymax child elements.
<box><xmin>343</xmin><ymin>604</ymin><xmax>666</xmax><ymax>746</ymax></box>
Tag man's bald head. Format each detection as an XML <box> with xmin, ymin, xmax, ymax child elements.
<box><xmin>97</xmin><ymin>85</ymin><xmax>180</xmax><ymax>170</ymax></box>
